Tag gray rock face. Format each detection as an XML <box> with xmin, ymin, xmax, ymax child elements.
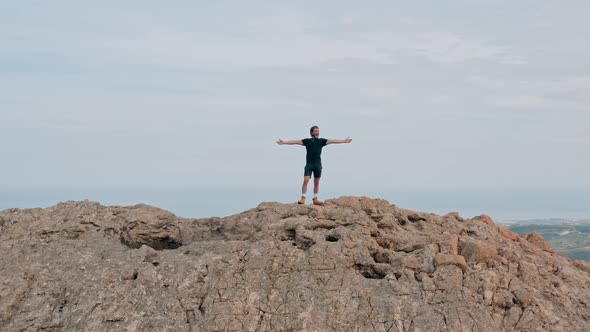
<box><xmin>1</xmin><ymin>196</ymin><xmax>590</xmax><ymax>331</ymax></box>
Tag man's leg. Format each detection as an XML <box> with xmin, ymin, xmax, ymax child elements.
<box><xmin>299</xmin><ymin>176</ymin><xmax>311</xmax><ymax>204</ymax></box>
<box><xmin>302</xmin><ymin>176</ymin><xmax>311</xmax><ymax>194</ymax></box>
<box><xmin>313</xmin><ymin>177</ymin><xmax>320</xmax><ymax>196</ymax></box>
<box><xmin>312</xmin><ymin>165</ymin><xmax>324</xmax><ymax>205</ymax></box>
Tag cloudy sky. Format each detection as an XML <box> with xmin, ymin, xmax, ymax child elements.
<box><xmin>1</xmin><ymin>1</ymin><xmax>589</xmax><ymax>218</ymax></box>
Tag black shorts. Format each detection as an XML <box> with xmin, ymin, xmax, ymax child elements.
<box><xmin>304</xmin><ymin>162</ymin><xmax>322</xmax><ymax>178</ymax></box>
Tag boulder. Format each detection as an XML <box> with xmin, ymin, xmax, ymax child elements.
<box><xmin>435</xmin><ymin>253</ymin><xmax>468</xmax><ymax>272</ymax></box>
<box><xmin>433</xmin><ymin>265</ymin><xmax>464</xmax><ymax>290</ymax></box>
<box><xmin>434</xmin><ymin>234</ymin><xmax>459</xmax><ymax>255</ymax></box>
<box><xmin>497</xmin><ymin>226</ymin><xmax>520</xmax><ymax>241</ymax></box>
<box><xmin>522</xmin><ymin>232</ymin><xmax>555</xmax><ymax>253</ymax></box>
<box><xmin>460</xmin><ymin>239</ymin><xmax>498</xmax><ymax>263</ymax></box>
<box><xmin>473</xmin><ymin>214</ymin><xmax>495</xmax><ymax>226</ymax></box>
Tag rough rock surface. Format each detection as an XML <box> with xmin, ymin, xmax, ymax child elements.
<box><xmin>1</xmin><ymin>196</ymin><xmax>590</xmax><ymax>331</ymax></box>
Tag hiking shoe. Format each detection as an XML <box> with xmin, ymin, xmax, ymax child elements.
<box><xmin>312</xmin><ymin>198</ymin><xmax>324</xmax><ymax>206</ymax></box>
<box><xmin>297</xmin><ymin>196</ymin><xmax>306</xmax><ymax>204</ymax></box>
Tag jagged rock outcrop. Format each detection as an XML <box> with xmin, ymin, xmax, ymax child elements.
<box><xmin>1</xmin><ymin>196</ymin><xmax>590</xmax><ymax>331</ymax></box>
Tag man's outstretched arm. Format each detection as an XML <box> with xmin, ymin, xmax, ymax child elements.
<box><xmin>327</xmin><ymin>137</ymin><xmax>352</xmax><ymax>145</ymax></box>
<box><xmin>276</xmin><ymin>139</ymin><xmax>303</xmax><ymax>145</ymax></box>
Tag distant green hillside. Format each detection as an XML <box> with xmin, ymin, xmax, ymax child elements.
<box><xmin>506</xmin><ymin>223</ymin><xmax>590</xmax><ymax>262</ymax></box>
<box><xmin>560</xmin><ymin>249</ymin><xmax>590</xmax><ymax>262</ymax></box>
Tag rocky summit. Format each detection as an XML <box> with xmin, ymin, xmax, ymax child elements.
<box><xmin>1</xmin><ymin>197</ymin><xmax>590</xmax><ymax>332</ymax></box>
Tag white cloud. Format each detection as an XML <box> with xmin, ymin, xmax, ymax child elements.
<box><xmin>406</xmin><ymin>32</ymin><xmax>527</xmax><ymax>64</ymax></box>
<box><xmin>493</xmin><ymin>95</ymin><xmax>548</xmax><ymax>109</ymax></box>
<box><xmin>471</xmin><ymin>74</ymin><xmax>590</xmax><ymax>112</ymax></box>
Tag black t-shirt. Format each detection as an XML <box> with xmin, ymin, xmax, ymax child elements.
<box><xmin>302</xmin><ymin>138</ymin><xmax>328</xmax><ymax>163</ymax></box>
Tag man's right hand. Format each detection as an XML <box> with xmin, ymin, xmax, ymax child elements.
<box><xmin>276</xmin><ymin>139</ymin><xmax>284</xmax><ymax>145</ymax></box>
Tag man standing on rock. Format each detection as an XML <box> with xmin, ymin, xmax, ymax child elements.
<box><xmin>276</xmin><ymin>126</ymin><xmax>352</xmax><ymax>206</ymax></box>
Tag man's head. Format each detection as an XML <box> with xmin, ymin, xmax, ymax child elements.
<box><xmin>310</xmin><ymin>126</ymin><xmax>320</xmax><ymax>138</ymax></box>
